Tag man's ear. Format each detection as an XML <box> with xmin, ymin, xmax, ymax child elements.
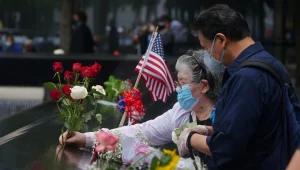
<box><xmin>215</xmin><ymin>33</ymin><xmax>227</xmax><ymax>48</ymax></box>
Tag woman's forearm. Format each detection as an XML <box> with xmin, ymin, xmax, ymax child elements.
<box><xmin>190</xmin><ymin>134</ymin><xmax>211</xmax><ymax>156</ymax></box>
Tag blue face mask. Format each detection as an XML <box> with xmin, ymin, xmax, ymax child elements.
<box><xmin>176</xmin><ymin>84</ymin><xmax>202</xmax><ymax>111</ymax></box>
<box><xmin>203</xmin><ymin>36</ymin><xmax>226</xmax><ymax>73</ymax></box>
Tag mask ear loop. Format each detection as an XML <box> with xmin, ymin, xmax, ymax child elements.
<box><xmin>209</xmin><ymin>36</ymin><xmax>217</xmax><ymax>56</ymax></box>
<box><xmin>220</xmin><ymin>49</ymin><xmax>225</xmax><ymax>64</ymax></box>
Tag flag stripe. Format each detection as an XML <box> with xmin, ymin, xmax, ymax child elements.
<box><xmin>135</xmin><ymin>33</ymin><xmax>175</xmax><ymax>103</ymax></box>
<box><xmin>136</xmin><ymin>54</ymin><xmax>175</xmax><ymax>93</ymax></box>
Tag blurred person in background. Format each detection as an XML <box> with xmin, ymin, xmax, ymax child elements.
<box><xmin>37</xmin><ymin>33</ymin><xmax>55</xmax><ymax>53</ymax></box>
<box><xmin>147</xmin><ymin>22</ymin><xmax>156</xmax><ymax>45</ymax></box>
<box><xmin>93</xmin><ymin>35</ymin><xmax>102</xmax><ymax>53</ymax></box>
<box><xmin>138</xmin><ymin>24</ymin><xmax>150</xmax><ymax>54</ymax></box>
<box><xmin>23</xmin><ymin>39</ymin><xmax>36</xmax><ymax>53</ymax></box>
<box><xmin>2</xmin><ymin>34</ymin><xmax>22</xmax><ymax>53</ymax></box>
<box><xmin>158</xmin><ymin>15</ymin><xmax>174</xmax><ymax>55</ymax></box>
<box><xmin>71</xmin><ymin>10</ymin><xmax>94</xmax><ymax>54</ymax></box>
<box><xmin>171</xmin><ymin>20</ymin><xmax>188</xmax><ymax>43</ymax></box>
<box><xmin>108</xmin><ymin>20</ymin><xmax>119</xmax><ymax>55</ymax></box>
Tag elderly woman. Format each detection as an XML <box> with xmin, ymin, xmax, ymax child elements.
<box><xmin>59</xmin><ymin>50</ymin><xmax>222</xmax><ymax>169</ymax></box>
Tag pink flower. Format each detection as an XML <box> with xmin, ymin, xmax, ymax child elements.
<box><xmin>95</xmin><ymin>130</ymin><xmax>119</xmax><ymax>153</ymax></box>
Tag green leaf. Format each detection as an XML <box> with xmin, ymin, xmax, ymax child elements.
<box><xmin>108</xmin><ymin>90</ymin><xmax>115</xmax><ymax>97</ymax></box>
<box><xmin>96</xmin><ymin>114</ymin><xmax>102</xmax><ymax>124</ymax></box>
<box><xmin>104</xmin><ymin>82</ymin><xmax>111</xmax><ymax>87</ymax></box>
<box><xmin>64</xmin><ymin>122</ymin><xmax>70</xmax><ymax>130</ymax></box>
<box><xmin>108</xmin><ymin>75</ymin><xmax>115</xmax><ymax>82</ymax></box>
<box><xmin>174</xmin><ymin>128</ymin><xmax>181</xmax><ymax>137</ymax></box>
<box><xmin>179</xmin><ymin>125</ymin><xmax>188</xmax><ymax>132</ymax></box>
<box><xmin>44</xmin><ymin>82</ymin><xmax>57</xmax><ymax>89</ymax></box>
<box><xmin>57</xmin><ymin>114</ymin><xmax>66</xmax><ymax>121</ymax></box>
<box><xmin>150</xmin><ymin>156</ymin><xmax>159</xmax><ymax>170</ymax></box>
<box><xmin>105</xmin><ymin>168</ymin><xmax>117</xmax><ymax>170</ymax></box>
<box><xmin>87</xmin><ymin>95</ymin><xmax>95</xmax><ymax>105</ymax></box>
<box><xmin>94</xmin><ymin>91</ymin><xmax>104</xmax><ymax>97</ymax></box>
<box><xmin>187</xmin><ymin>122</ymin><xmax>197</xmax><ymax>128</ymax></box>
<box><xmin>113</xmin><ymin>80</ymin><xmax>123</xmax><ymax>91</ymax></box>
<box><xmin>159</xmin><ymin>154</ymin><xmax>172</xmax><ymax>166</ymax></box>
<box><xmin>85</xmin><ymin>114</ymin><xmax>91</xmax><ymax>122</ymax></box>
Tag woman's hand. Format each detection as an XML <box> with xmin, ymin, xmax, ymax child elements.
<box><xmin>189</xmin><ymin>125</ymin><xmax>209</xmax><ymax>135</ymax></box>
<box><xmin>59</xmin><ymin>131</ymin><xmax>86</xmax><ymax>148</ymax></box>
<box><xmin>176</xmin><ymin>126</ymin><xmax>208</xmax><ymax>157</ymax></box>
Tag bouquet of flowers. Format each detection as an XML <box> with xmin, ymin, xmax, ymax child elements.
<box><xmin>172</xmin><ymin>122</ymin><xmax>197</xmax><ymax>144</ymax></box>
<box><xmin>87</xmin><ymin>130</ymin><xmax>180</xmax><ymax>170</ymax></box>
<box><xmin>46</xmin><ymin>61</ymin><xmax>106</xmax><ymax>136</ymax></box>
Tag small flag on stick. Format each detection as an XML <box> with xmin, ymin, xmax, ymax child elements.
<box><xmin>134</xmin><ymin>32</ymin><xmax>175</xmax><ymax>103</ymax></box>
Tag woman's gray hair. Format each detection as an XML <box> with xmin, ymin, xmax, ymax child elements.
<box><xmin>175</xmin><ymin>49</ymin><xmax>222</xmax><ymax>102</ymax></box>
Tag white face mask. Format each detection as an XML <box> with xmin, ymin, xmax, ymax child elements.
<box><xmin>203</xmin><ymin>36</ymin><xmax>226</xmax><ymax>73</ymax></box>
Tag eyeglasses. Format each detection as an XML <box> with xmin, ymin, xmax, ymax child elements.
<box><xmin>175</xmin><ymin>81</ymin><xmax>192</xmax><ymax>90</ymax></box>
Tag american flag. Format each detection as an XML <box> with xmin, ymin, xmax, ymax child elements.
<box><xmin>135</xmin><ymin>33</ymin><xmax>176</xmax><ymax>103</ymax></box>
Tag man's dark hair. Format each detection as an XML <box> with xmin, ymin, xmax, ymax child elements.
<box><xmin>159</xmin><ymin>15</ymin><xmax>172</xmax><ymax>23</ymax></box>
<box><xmin>191</xmin><ymin>4</ymin><xmax>250</xmax><ymax>41</ymax></box>
<box><xmin>74</xmin><ymin>10</ymin><xmax>87</xmax><ymax>23</ymax></box>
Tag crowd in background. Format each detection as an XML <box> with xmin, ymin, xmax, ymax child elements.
<box><xmin>0</xmin><ymin>11</ymin><xmax>190</xmax><ymax>56</ymax></box>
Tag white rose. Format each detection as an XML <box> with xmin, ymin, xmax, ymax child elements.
<box><xmin>172</xmin><ymin>130</ymin><xmax>179</xmax><ymax>144</ymax></box>
<box><xmin>92</xmin><ymin>85</ymin><xmax>106</xmax><ymax>97</ymax></box>
<box><xmin>70</xmin><ymin>86</ymin><xmax>88</xmax><ymax>99</ymax></box>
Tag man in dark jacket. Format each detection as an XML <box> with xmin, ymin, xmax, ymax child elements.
<box><xmin>71</xmin><ymin>11</ymin><xmax>94</xmax><ymax>53</ymax></box>
<box><xmin>176</xmin><ymin>4</ymin><xmax>300</xmax><ymax>170</ymax></box>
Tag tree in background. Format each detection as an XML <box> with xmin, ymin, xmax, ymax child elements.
<box><xmin>59</xmin><ymin>0</ymin><xmax>72</xmax><ymax>54</ymax></box>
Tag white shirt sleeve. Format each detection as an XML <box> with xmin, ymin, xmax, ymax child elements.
<box><xmin>138</xmin><ymin>102</ymin><xmax>190</xmax><ymax>146</ymax></box>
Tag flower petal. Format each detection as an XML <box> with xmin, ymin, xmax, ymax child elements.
<box><xmin>95</xmin><ymin>145</ymin><xmax>106</xmax><ymax>153</ymax></box>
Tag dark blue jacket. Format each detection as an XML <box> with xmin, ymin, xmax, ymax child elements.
<box><xmin>206</xmin><ymin>42</ymin><xmax>299</xmax><ymax>170</ymax></box>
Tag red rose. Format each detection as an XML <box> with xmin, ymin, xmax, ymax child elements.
<box><xmin>72</xmin><ymin>63</ymin><xmax>82</xmax><ymax>72</ymax></box>
<box><xmin>53</xmin><ymin>62</ymin><xmax>63</xmax><ymax>72</ymax></box>
<box><xmin>62</xmin><ymin>84</ymin><xmax>72</xmax><ymax>95</ymax></box>
<box><xmin>84</xmin><ymin>67</ymin><xmax>97</xmax><ymax>78</ymax></box>
<box><xmin>64</xmin><ymin>71</ymin><xmax>74</xmax><ymax>81</ymax></box>
<box><xmin>80</xmin><ymin>66</ymin><xmax>89</xmax><ymax>77</ymax></box>
<box><xmin>50</xmin><ymin>89</ymin><xmax>61</xmax><ymax>101</ymax></box>
<box><xmin>92</xmin><ymin>62</ymin><xmax>101</xmax><ymax>73</ymax></box>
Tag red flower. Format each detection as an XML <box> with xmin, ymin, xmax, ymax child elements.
<box><xmin>72</xmin><ymin>63</ymin><xmax>82</xmax><ymax>72</ymax></box>
<box><xmin>81</xmin><ymin>66</ymin><xmax>97</xmax><ymax>78</ymax></box>
<box><xmin>80</xmin><ymin>66</ymin><xmax>89</xmax><ymax>77</ymax></box>
<box><xmin>50</xmin><ymin>89</ymin><xmax>61</xmax><ymax>101</ymax></box>
<box><xmin>64</xmin><ymin>71</ymin><xmax>74</xmax><ymax>81</ymax></box>
<box><xmin>62</xmin><ymin>84</ymin><xmax>72</xmax><ymax>95</ymax></box>
<box><xmin>53</xmin><ymin>62</ymin><xmax>63</xmax><ymax>72</ymax></box>
<box><xmin>95</xmin><ymin>130</ymin><xmax>119</xmax><ymax>152</ymax></box>
<box><xmin>92</xmin><ymin>62</ymin><xmax>101</xmax><ymax>73</ymax></box>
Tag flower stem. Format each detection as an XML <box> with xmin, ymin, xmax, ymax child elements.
<box><xmin>57</xmin><ymin>72</ymin><xmax>62</xmax><ymax>87</ymax></box>
<box><xmin>94</xmin><ymin>99</ymin><xmax>98</xmax><ymax>115</ymax></box>
<box><xmin>74</xmin><ymin>72</ymin><xmax>78</xmax><ymax>83</ymax></box>
<box><xmin>56</xmin><ymin>102</ymin><xmax>63</xmax><ymax>114</ymax></box>
<box><xmin>58</xmin><ymin>127</ymin><xmax>66</xmax><ymax>156</ymax></box>
<box><xmin>92</xmin><ymin>99</ymin><xmax>98</xmax><ymax>125</ymax></box>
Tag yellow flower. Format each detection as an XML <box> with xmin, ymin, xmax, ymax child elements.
<box><xmin>156</xmin><ymin>149</ymin><xmax>180</xmax><ymax>170</ymax></box>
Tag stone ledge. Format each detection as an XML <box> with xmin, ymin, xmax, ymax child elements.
<box><xmin>0</xmin><ymin>86</ymin><xmax>44</xmax><ymax>100</ymax></box>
